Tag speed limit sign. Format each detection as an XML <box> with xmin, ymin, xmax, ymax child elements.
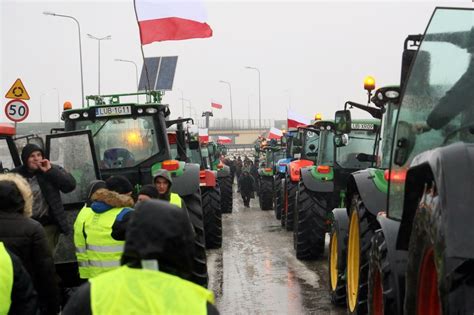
<box><xmin>5</xmin><ymin>99</ymin><xmax>29</xmax><ymax>122</ymax></box>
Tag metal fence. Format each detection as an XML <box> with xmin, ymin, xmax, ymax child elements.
<box><xmin>196</xmin><ymin>119</ymin><xmax>276</xmax><ymax>130</ymax></box>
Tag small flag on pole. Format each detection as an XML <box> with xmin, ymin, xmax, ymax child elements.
<box><xmin>134</xmin><ymin>0</ymin><xmax>213</xmax><ymax>45</ymax></box>
<box><xmin>217</xmin><ymin>136</ymin><xmax>231</xmax><ymax>144</ymax></box>
<box><xmin>211</xmin><ymin>102</ymin><xmax>223</xmax><ymax>109</ymax></box>
<box><xmin>268</xmin><ymin>127</ymin><xmax>283</xmax><ymax>140</ymax></box>
<box><xmin>287</xmin><ymin>109</ymin><xmax>310</xmax><ymax>129</ymax></box>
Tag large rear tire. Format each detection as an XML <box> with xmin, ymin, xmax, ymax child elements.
<box><xmin>328</xmin><ymin>216</ymin><xmax>347</xmax><ymax>306</ymax></box>
<box><xmin>218</xmin><ymin>175</ymin><xmax>233</xmax><ymax>214</ymax></box>
<box><xmin>280</xmin><ymin>178</ymin><xmax>287</xmax><ymax>227</ymax></box>
<box><xmin>182</xmin><ymin>192</ymin><xmax>208</xmax><ymax>287</ymax></box>
<box><xmin>404</xmin><ymin>182</ymin><xmax>474</xmax><ymax>314</ymax></box>
<box><xmin>367</xmin><ymin>230</ymin><xmax>397</xmax><ymax>315</ymax></box>
<box><xmin>202</xmin><ymin>186</ymin><xmax>222</xmax><ymax>249</ymax></box>
<box><xmin>274</xmin><ymin>175</ymin><xmax>283</xmax><ymax>220</ymax></box>
<box><xmin>346</xmin><ymin>195</ymin><xmax>378</xmax><ymax>314</ymax></box>
<box><xmin>285</xmin><ymin>180</ymin><xmax>298</xmax><ymax>231</ymax></box>
<box><xmin>293</xmin><ymin>183</ymin><xmax>329</xmax><ymax>259</ymax></box>
<box><xmin>259</xmin><ymin>176</ymin><xmax>274</xmax><ymax>210</ymax></box>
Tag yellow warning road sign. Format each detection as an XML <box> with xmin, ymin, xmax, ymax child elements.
<box><xmin>5</xmin><ymin>78</ymin><xmax>30</xmax><ymax>100</ymax></box>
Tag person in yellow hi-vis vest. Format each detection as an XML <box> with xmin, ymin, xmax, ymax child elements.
<box><xmin>63</xmin><ymin>199</ymin><xmax>218</xmax><ymax>315</ymax></box>
<box><xmin>154</xmin><ymin>169</ymin><xmax>184</xmax><ymax>208</ymax></box>
<box><xmin>0</xmin><ymin>241</ymin><xmax>38</xmax><ymax>315</ymax></box>
<box><xmin>73</xmin><ymin>176</ymin><xmax>134</xmax><ymax>280</ymax></box>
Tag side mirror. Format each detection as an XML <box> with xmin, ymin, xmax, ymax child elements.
<box><xmin>356</xmin><ymin>153</ymin><xmax>376</xmax><ymax>163</ymax></box>
<box><xmin>334</xmin><ymin>134</ymin><xmax>349</xmax><ymax>147</ymax></box>
<box><xmin>189</xmin><ymin>140</ymin><xmax>199</xmax><ymax>150</ymax></box>
<box><xmin>394</xmin><ymin>121</ymin><xmax>415</xmax><ymax>166</ymax></box>
<box><xmin>335</xmin><ymin>110</ymin><xmax>352</xmax><ymax>135</ymax></box>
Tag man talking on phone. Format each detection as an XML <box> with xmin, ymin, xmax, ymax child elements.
<box><xmin>13</xmin><ymin>143</ymin><xmax>76</xmax><ymax>253</ymax></box>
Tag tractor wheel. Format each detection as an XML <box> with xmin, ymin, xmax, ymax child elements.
<box><xmin>367</xmin><ymin>230</ymin><xmax>397</xmax><ymax>315</ymax></box>
<box><xmin>328</xmin><ymin>215</ymin><xmax>348</xmax><ymax>306</ymax></box>
<box><xmin>182</xmin><ymin>192</ymin><xmax>208</xmax><ymax>287</ymax></box>
<box><xmin>285</xmin><ymin>180</ymin><xmax>298</xmax><ymax>231</ymax></box>
<box><xmin>293</xmin><ymin>183</ymin><xmax>329</xmax><ymax>259</ymax></box>
<box><xmin>280</xmin><ymin>178</ymin><xmax>287</xmax><ymax>227</ymax></box>
<box><xmin>346</xmin><ymin>195</ymin><xmax>378</xmax><ymax>314</ymax></box>
<box><xmin>259</xmin><ymin>176</ymin><xmax>274</xmax><ymax>210</ymax></box>
<box><xmin>218</xmin><ymin>175</ymin><xmax>233</xmax><ymax>214</ymax></box>
<box><xmin>274</xmin><ymin>175</ymin><xmax>283</xmax><ymax>220</ymax></box>
<box><xmin>404</xmin><ymin>182</ymin><xmax>474</xmax><ymax>314</ymax></box>
<box><xmin>202</xmin><ymin>186</ymin><xmax>222</xmax><ymax>249</ymax></box>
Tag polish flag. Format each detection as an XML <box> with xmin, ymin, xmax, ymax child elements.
<box><xmin>268</xmin><ymin>127</ymin><xmax>283</xmax><ymax>140</ymax></box>
<box><xmin>217</xmin><ymin>136</ymin><xmax>231</xmax><ymax>144</ymax></box>
<box><xmin>211</xmin><ymin>102</ymin><xmax>223</xmax><ymax>109</ymax></box>
<box><xmin>135</xmin><ymin>0</ymin><xmax>213</xmax><ymax>45</ymax></box>
<box><xmin>287</xmin><ymin>109</ymin><xmax>310</xmax><ymax>129</ymax></box>
<box><xmin>198</xmin><ymin>128</ymin><xmax>209</xmax><ymax>142</ymax></box>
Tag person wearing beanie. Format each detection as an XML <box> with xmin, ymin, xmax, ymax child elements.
<box><xmin>63</xmin><ymin>199</ymin><xmax>218</xmax><ymax>315</ymax></box>
<box><xmin>12</xmin><ymin>143</ymin><xmax>76</xmax><ymax>253</ymax></box>
<box><xmin>137</xmin><ymin>184</ymin><xmax>159</xmax><ymax>202</ymax></box>
<box><xmin>73</xmin><ymin>176</ymin><xmax>134</xmax><ymax>279</ymax></box>
<box><xmin>0</xmin><ymin>173</ymin><xmax>59</xmax><ymax>315</ymax></box>
<box><xmin>153</xmin><ymin>169</ymin><xmax>184</xmax><ymax>208</ymax></box>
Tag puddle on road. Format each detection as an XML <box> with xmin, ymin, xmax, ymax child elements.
<box><xmin>208</xmin><ymin>192</ymin><xmax>346</xmax><ymax>315</ymax></box>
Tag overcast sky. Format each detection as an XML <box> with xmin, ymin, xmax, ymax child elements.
<box><xmin>1</xmin><ymin>0</ymin><xmax>472</xmax><ymax>124</ymax></box>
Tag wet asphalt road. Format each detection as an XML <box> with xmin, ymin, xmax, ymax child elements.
<box><xmin>207</xmin><ymin>188</ymin><xmax>346</xmax><ymax>315</ymax></box>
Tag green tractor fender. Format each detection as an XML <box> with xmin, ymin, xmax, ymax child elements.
<box><xmin>216</xmin><ymin>164</ymin><xmax>231</xmax><ymax>178</ymax></box>
<box><xmin>346</xmin><ymin>168</ymin><xmax>387</xmax><ymax>217</ymax></box>
<box><xmin>300</xmin><ymin>165</ymin><xmax>333</xmax><ymax>193</ymax></box>
<box><xmin>396</xmin><ymin>142</ymin><xmax>474</xmax><ymax>260</ymax></box>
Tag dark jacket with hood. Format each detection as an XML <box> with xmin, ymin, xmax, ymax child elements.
<box><xmin>0</xmin><ymin>173</ymin><xmax>59</xmax><ymax>315</ymax></box>
<box><xmin>154</xmin><ymin>169</ymin><xmax>187</xmax><ymax>211</ymax></box>
<box><xmin>12</xmin><ymin>143</ymin><xmax>76</xmax><ymax>234</ymax></box>
<box><xmin>63</xmin><ymin>199</ymin><xmax>219</xmax><ymax>315</ymax></box>
<box><xmin>239</xmin><ymin>171</ymin><xmax>255</xmax><ymax>194</ymax></box>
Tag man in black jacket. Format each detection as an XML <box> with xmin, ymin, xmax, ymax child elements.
<box><xmin>12</xmin><ymin>143</ymin><xmax>76</xmax><ymax>252</ymax></box>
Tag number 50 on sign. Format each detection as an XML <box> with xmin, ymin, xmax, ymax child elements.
<box><xmin>5</xmin><ymin>99</ymin><xmax>29</xmax><ymax>122</ymax></box>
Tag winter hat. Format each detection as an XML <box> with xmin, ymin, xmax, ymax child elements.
<box><xmin>0</xmin><ymin>173</ymin><xmax>33</xmax><ymax>216</ymax></box>
<box><xmin>21</xmin><ymin>143</ymin><xmax>44</xmax><ymax>165</ymax></box>
<box><xmin>138</xmin><ymin>184</ymin><xmax>159</xmax><ymax>199</ymax></box>
<box><xmin>105</xmin><ymin>175</ymin><xmax>133</xmax><ymax>194</ymax></box>
<box><xmin>86</xmin><ymin>180</ymin><xmax>107</xmax><ymax>206</ymax></box>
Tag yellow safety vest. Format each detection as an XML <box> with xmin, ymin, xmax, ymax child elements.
<box><xmin>74</xmin><ymin>206</ymin><xmax>126</xmax><ymax>279</ymax></box>
<box><xmin>90</xmin><ymin>266</ymin><xmax>214</xmax><ymax>315</ymax></box>
<box><xmin>0</xmin><ymin>242</ymin><xmax>13</xmax><ymax>315</ymax></box>
<box><xmin>169</xmin><ymin>192</ymin><xmax>183</xmax><ymax>208</ymax></box>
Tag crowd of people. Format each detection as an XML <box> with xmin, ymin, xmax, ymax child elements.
<box><xmin>0</xmin><ymin>144</ymin><xmax>218</xmax><ymax>314</ymax></box>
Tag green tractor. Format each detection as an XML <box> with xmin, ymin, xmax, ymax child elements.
<box><xmin>293</xmin><ymin>118</ymin><xmax>380</xmax><ymax>261</ymax></box>
<box><xmin>55</xmin><ymin>91</ymin><xmax>208</xmax><ymax>287</ymax></box>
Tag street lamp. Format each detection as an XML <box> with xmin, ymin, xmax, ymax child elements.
<box><xmin>219</xmin><ymin>80</ymin><xmax>234</xmax><ymax>134</ymax></box>
<box><xmin>115</xmin><ymin>58</ymin><xmax>138</xmax><ymax>103</ymax></box>
<box><xmin>178</xmin><ymin>89</ymin><xmax>185</xmax><ymax>117</ymax></box>
<box><xmin>245</xmin><ymin>66</ymin><xmax>261</xmax><ymax>130</ymax></box>
<box><xmin>88</xmin><ymin>34</ymin><xmax>111</xmax><ymax>95</ymax></box>
<box><xmin>43</xmin><ymin>11</ymin><xmax>85</xmax><ymax>108</ymax></box>
<box><xmin>179</xmin><ymin>98</ymin><xmax>192</xmax><ymax>118</ymax></box>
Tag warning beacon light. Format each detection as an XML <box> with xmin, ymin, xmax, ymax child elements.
<box><xmin>314</xmin><ymin>113</ymin><xmax>322</xmax><ymax>121</ymax></box>
<box><xmin>364</xmin><ymin>76</ymin><xmax>376</xmax><ymax>92</ymax></box>
<box><xmin>63</xmin><ymin>101</ymin><xmax>73</xmax><ymax>110</ymax></box>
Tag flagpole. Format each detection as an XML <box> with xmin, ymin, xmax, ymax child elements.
<box><xmin>133</xmin><ymin>0</ymin><xmax>151</xmax><ymax>102</ymax></box>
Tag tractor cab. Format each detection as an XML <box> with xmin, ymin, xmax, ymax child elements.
<box><xmin>0</xmin><ymin>123</ymin><xmax>21</xmax><ymax>172</ymax></box>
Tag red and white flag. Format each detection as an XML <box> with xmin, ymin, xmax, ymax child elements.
<box><xmin>268</xmin><ymin>127</ymin><xmax>283</xmax><ymax>140</ymax></box>
<box><xmin>134</xmin><ymin>0</ymin><xmax>213</xmax><ymax>45</ymax></box>
<box><xmin>198</xmin><ymin>128</ymin><xmax>209</xmax><ymax>142</ymax></box>
<box><xmin>287</xmin><ymin>109</ymin><xmax>310</xmax><ymax>128</ymax></box>
<box><xmin>217</xmin><ymin>136</ymin><xmax>231</xmax><ymax>144</ymax></box>
<box><xmin>211</xmin><ymin>102</ymin><xmax>223</xmax><ymax>109</ymax></box>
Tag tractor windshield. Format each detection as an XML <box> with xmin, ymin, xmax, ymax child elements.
<box><xmin>302</xmin><ymin>129</ymin><xmax>319</xmax><ymax>161</ymax></box>
<box><xmin>336</xmin><ymin>129</ymin><xmax>377</xmax><ymax>169</ymax></box>
<box><xmin>388</xmin><ymin>8</ymin><xmax>474</xmax><ymax>219</ymax></box>
<box><xmin>380</xmin><ymin>102</ymin><xmax>399</xmax><ymax>168</ymax></box>
<box><xmin>75</xmin><ymin>116</ymin><xmax>160</xmax><ymax>169</ymax></box>
<box><xmin>317</xmin><ymin>130</ymin><xmax>334</xmax><ymax>166</ymax></box>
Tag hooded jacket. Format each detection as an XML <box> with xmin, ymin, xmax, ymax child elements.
<box><xmin>153</xmin><ymin>169</ymin><xmax>173</xmax><ymax>201</ymax></box>
<box><xmin>0</xmin><ymin>173</ymin><xmax>59</xmax><ymax>315</ymax></box>
<box><xmin>63</xmin><ymin>199</ymin><xmax>218</xmax><ymax>315</ymax></box>
<box><xmin>12</xmin><ymin>143</ymin><xmax>76</xmax><ymax>234</ymax></box>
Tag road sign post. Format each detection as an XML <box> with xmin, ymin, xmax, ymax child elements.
<box><xmin>5</xmin><ymin>78</ymin><xmax>30</xmax><ymax>100</ymax></box>
<box><xmin>5</xmin><ymin>99</ymin><xmax>29</xmax><ymax>122</ymax></box>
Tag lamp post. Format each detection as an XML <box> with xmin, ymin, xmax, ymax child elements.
<box><xmin>43</xmin><ymin>11</ymin><xmax>85</xmax><ymax>107</ymax></box>
<box><xmin>115</xmin><ymin>58</ymin><xmax>138</xmax><ymax>102</ymax></box>
<box><xmin>245</xmin><ymin>66</ymin><xmax>261</xmax><ymax>130</ymax></box>
<box><xmin>179</xmin><ymin>98</ymin><xmax>192</xmax><ymax>118</ymax></box>
<box><xmin>219</xmin><ymin>80</ymin><xmax>234</xmax><ymax>134</ymax></box>
<box><xmin>178</xmin><ymin>89</ymin><xmax>185</xmax><ymax>117</ymax></box>
<box><xmin>51</xmin><ymin>88</ymin><xmax>60</xmax><ymax>125</ymax></box>
<box><xmin>88</xmin><ymin>34</ymin><xmax>111</xmax><ymax>95</ymax></box>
